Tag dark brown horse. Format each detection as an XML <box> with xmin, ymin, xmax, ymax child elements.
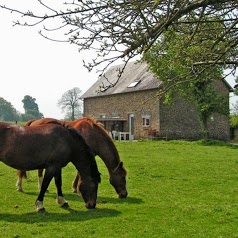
<box><xmin>0</xmin><ymin>122</ymin><xmax>100</xmax><ymax>212</ymax></box>
<box><xmin>16</xmin><ymin>117</ymin><xmax>128</xmax><ymax>198</ymax></box>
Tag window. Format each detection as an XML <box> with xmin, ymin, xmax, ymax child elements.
<box><xmin>99</xmin><ymin>114</ymin><xmax>106</xmax><ymax>118</ymax></box>
<box><xmin>127</xmin><ymin>80</ymin><xmax>141</xmax><ymax>88</ymax></box>
<box><xmin>142</xmin><ymin>115</ymin><xmax>150</xmax><ymax>127</ymax></box>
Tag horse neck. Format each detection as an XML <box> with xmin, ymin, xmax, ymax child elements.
<box><xmin>84</xmin><ymin>126</ymin><xmax>120</xmax><ymax>172</ymax></box>
<box><xmin>96</xmin><ymin>138</ymin><xmax>121</xmax><ymax>172</ymax></box>
<box><xmin>91</xmin><ymin>124</ymin><xmax>121</xmax><ymax>172</ymax></box>
<box><xmin>68</xmin><ymin>119</ymin><xmax>121</xmax><ymax>172</ymax></box>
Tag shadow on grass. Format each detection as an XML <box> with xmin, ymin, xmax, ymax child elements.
<box><xmin>97</xmin><ymin>196</ymin><xmax>143</xmax><ymax>204</ymax></box>
<box><xmin>0</xmin><ymin>207</ymin><xmax>121</xmax><ymax>223</ymax></box>
<box><xmin>23</xmin><ymin>191</ymin><xmax>144</xmax><ymax>205</ymax></box>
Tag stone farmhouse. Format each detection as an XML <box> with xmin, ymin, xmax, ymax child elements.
<box><xmin>81</xmin><ymin>62</ymin><xmax>233</xmax><ymax>141</ymax></box>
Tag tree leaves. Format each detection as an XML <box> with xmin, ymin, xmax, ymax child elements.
<box><xmin>0</xmin><ymin>97</ymin><xmax>18</xmax><ymax>121</ymax></box>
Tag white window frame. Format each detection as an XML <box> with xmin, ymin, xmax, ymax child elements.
<box><xmin>99</xmin><ymin>114</ymin><xmax>106</xmax><ymax>118</ymax></box>
<box><xmin>142</xmin><ymin>115</ymin><xmax>151</xmax><ymax>127</ymax></box>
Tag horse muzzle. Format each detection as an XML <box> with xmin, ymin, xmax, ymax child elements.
<box><xmin>118</xmin><ymin>190</ymin><xmax>128</xmax><ymax>199</ymax></box>
<box><xmin>85</xmin><ymin>201</ymin><xmax>96</xmax><ymax>209</ymax></box>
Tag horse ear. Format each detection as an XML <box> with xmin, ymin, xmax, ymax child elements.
<box><xmin>119</xmin><ymin>161</ymin><xmax>123</xmax><ymax>168</ymax></box>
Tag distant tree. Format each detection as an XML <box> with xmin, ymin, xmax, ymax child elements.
<box><xmin>21</xmin><ymin>95</ymin><xmax>43</xmax><ymax>121</ymax></box>
<box><xmin>63</xmin><ymin>109</ymin><xmax>83</xmax><ymax>121</ymax></box>
<box><xmin>0</xmin><ymin>97</ymin><xmax>18</xmax><ymax>121</ymax></box>
<box><xmin>22</xmin><ymin>95</ymin><xmax>38</xmax><ymax>114</ymax></box>
<box><xmin>58</xmin><ymin>87</ymin><xmax>83</xmax><ymax>121</ymax></box>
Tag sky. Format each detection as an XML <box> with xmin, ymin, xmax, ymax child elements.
<box><xmin>0</xmin><ymin>6</ymin><xmax>98</xmax><ymax>119</ymax></box>
<box><xmin>0</xmin><ymin>3</ymin><xmax>237</xmax><ymax>119</ymax></box>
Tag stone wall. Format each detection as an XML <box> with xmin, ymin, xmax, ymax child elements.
<box><xmin>159</xmin><ymin>96</ymin><xmax>230</xmax><ymax>141</ymax></box>
<box><xmin>83</xmin><ymin>82</ymin><xmax>231</xmax><ymax>141</ymax></box>
<box><xmin>83</xmin><ymin>89</ymin><xmax>160</xmax><ymax>139</ymax></box>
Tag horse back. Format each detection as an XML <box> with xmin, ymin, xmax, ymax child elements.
<box><xmin>24</xmin><ymin>118</ymin><xmax>66</xmax><ymax>127</ymax></box>
<box><xmin>0</xmin><ymin>123</ymin><xmax>74</xmax><ymax>170</ymax></box>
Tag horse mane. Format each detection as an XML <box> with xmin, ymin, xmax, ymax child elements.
<box><xmin>24</xmin><ymin>120</ymin><xmax>36</xmax><ymax>126</ymax></box>
<box><xmin>82</xmin><ymin>117</ymin><xmax>100</xmax><ymax>127</ymax></box>
<box><xmin>82</xmin><ymin>117</ymin><xmax>111</xmax><ymax>136</ymax></box>
<box><xmin>45</xmin><ymin>120</ymin><xmax>66</xmax><ymax>127</ymax></box>
<box><xmin>67</xmin><ymin>125</ymin><xmax>85</xmax><ymax>140</ymax></box>
<box><xmin>67</xmin><ymin>125</ymin><xmax>101</xmax><ymax>183</ymax></box>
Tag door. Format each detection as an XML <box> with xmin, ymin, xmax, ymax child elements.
<box><xmin>128</xmin><ymin>113</ymin><xmax>134</xmax><ymax>140</ymax></box>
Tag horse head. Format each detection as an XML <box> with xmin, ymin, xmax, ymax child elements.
<box><xmin>77</xmin><ymin>171</ymin><xmax>101</xmax><ymax>209</ymax></box>
<box><xmin>77</xmin><ymin>152</ymin><xmax>101</xmax><ymax>209</ymax></box>
<box><xmin>110</xmin><ymin>161</ymin><xmax>128</xmax><ymax>198</ymax></box>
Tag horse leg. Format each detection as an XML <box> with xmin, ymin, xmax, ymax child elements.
<box><xmin>38</xmin><ymin>169</ymin><xmax>44</xmax><ymax>191</ymax></box>
<box><xmin>16</xmin><ymin>170</ymin><xmax>27</xmax><ymax>192</ymax></box>
<box><xmin>72</xmin><ymin>173</ymin><xmax>80</xmax><ymax>193</ymax></box>
<box><xmin>35</xmin><ymin>167</ymin><xmax>55</xmax><ymax>212</ymax></box>
<box><xmin>54</xmin><ymin>169</ymin><xmax>69</xmax><ymax>207</ymax></box>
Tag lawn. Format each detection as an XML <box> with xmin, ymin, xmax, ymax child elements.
<box><xmin>0</xmin><ymin>140</ymin><xmax>238</xmax><ymax>237</ymax></box>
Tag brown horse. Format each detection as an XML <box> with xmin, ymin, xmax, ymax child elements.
<box><xmin>16</xmin><ymin>117</ymin><xmax>128</xmax><ymax>198</ymax></box>
<box><xmin>0</xmin><ymin>122</ymin><xmax>100</xmax><ymax>212</ymax></box>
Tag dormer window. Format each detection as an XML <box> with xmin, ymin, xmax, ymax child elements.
<box><xmin>127</xmin><ymin>80</ymin><xmax>141</xmax><ymax>88</ymax></box>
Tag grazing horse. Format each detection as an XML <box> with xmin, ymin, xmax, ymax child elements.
<box><xmin>0</xmin><ymin>122</ymin><xmax>100</xmax><ymax>212</ymax></box>
<box><xmin>16</xmin><ymin>117</ymin><xmax>128</xmax><ymax>198</ymax></box>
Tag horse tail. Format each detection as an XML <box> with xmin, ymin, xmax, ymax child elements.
<box><xmin>16</xmin><ymin>170</ymin><xmax>27</xmax><ymax>179</ymax></box>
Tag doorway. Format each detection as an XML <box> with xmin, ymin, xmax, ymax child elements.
<box><xmin>128</xmin><ymin>113</ymin><xmax>134</xmax><ymax>140</ymax></box>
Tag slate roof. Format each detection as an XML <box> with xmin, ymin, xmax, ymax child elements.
<box><xmin>81</xmin><ymin>61</ymin><xmax>162</xmax><ymax>99</ymax></box>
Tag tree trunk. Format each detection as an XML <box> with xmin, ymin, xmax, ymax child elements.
<box><xmin>71</xmin><ymin>108</ymin><xmax>75</xmax><ymax>121</ymax></box>
<box><xmin>200</xmin><ymin>115</ymin><xmax>209</xmax><ymax>141</ymax></box>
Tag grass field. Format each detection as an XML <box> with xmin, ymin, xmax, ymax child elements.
<box><xmin>0</xmin><ymin>140</ymin><xmax>238</xmax><ymax>238</ymax></box>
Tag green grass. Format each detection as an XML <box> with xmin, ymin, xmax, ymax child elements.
<box><xmin>1</xmin><ymin>140</ymin><xmax>238</xmax><ymax>237</ymax></box>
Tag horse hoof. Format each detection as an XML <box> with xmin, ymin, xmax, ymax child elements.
<box><xmin>35</xmin><ymin>200</ymin><xmax>45</xmax><ymax>212</ymax></box>
<box><xmin>56</xmin><ymin>196</ymin><xmax>69</xmax><ymax>207</ymax></box>
<box><xmin>37</xmin><ymin>207</ymin><xmax>46</xmax><ymax>213</ymax></box>
<box><xmin>61</xmin><ymin>202</ymin><xmax>69</xmax><ymax>208</ymax></box>
<box><xmin>17</xmin><ymin>188</ymin><xmax>23</xmax><ymax>192</ymax></box>
<box><xmin>72</xmin><ymin>188</ymin><xmax>77</xmax><ymax>193</ymax></box>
